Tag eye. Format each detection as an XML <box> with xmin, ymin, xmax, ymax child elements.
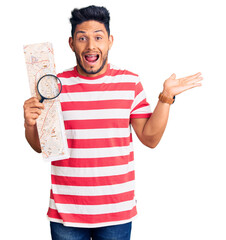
<box><xmin>79</xmin><ymin>36</ymin><xmax>87</xmax><ymax>42</ymax></box>
<box><xmin>96</xmin><ymin>36</ymin><xmax>103</xmax><ymax>41</ymax></box>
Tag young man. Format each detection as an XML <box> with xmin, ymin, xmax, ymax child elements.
<box><xmin>23</xmin><ymin>5</ymin><xmax>202</xmax><ymax>240</ymax></box>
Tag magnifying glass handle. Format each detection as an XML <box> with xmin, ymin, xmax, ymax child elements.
<box><xmin>40</xmin><ymin>97</ymin><xmax>45</xmax><ymax>103</ymax></box>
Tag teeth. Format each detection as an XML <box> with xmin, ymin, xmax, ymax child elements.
<box><xmin>86</xmin><ymin>55</ymin><xmax>98</xmax><ymax>57</ymax></box>
<box><xmin>84</xmin><ymin>54</ymin><xmax>99</xmax><ymax>63</ymax></box>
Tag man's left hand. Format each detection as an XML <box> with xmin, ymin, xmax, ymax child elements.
<box><xmin>162</xmin><ymin>72</ymin><xmax>203</xmax><ymax>98</ymax></box>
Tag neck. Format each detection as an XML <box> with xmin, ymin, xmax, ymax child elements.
<box><xmin>76</xmin><ymin>61</ymin><xmax>109</xmax><ymax>78</ymax></box>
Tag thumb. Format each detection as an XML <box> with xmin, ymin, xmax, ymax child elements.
<box><xmin>169</xmin><ymin>73</ymin><xmax>176</xmax><ymax>80</ymax></box>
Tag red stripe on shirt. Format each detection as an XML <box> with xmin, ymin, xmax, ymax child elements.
<box><xmin>67</xmin><ymin>137</ymin><xmax>131</xmax><ymax>149</ymax></box>
<box><xmin>135</xmin><ymin>82</ymin><xmax>144</xmax><ymax>97</ymax></box>
<box><xmin>57</xmin><ymin>70</ymin><xmax>76</xmax><ymax>78</ymax></box>
<box><xmin>47</xmin><ymin>206</ymin><xmax>137</xmax><ymax>224</ymax></box>
<box><xmin>51</xmin><ymin>152</ymin><xmax>134</xmax><ymax>168</ymax></box>
<box><xmin>50</xmin><ymin>190</ymin><xmax>135</xmax><ymax>205</ymax></box>
<box><xmin>131</xmin><ymin>98</ymin><xmax>150</xmax><ymax>113</ymax></box>
<box><xmin>61</xmin><ymin>83</ymin><xmax>135</xmax><ymax>93</ymax></box>
<box><xmin>60</xmin><ymin>100</ymin><xmax>133</xmax><ymax>111</ymax></box>
<box><xmin>57</xmin><ymin>65</ymin><xmax>138</xmax><ymax>79</ymax></box>
<box><xmin>109</xmin><ymin>69</ymin><xmax>138</xmax><ymax>77</ymax></box>
<box><xmin>130</xmin><ymin>113</ymin><xmax>152</xmax><ymax>119</ymax></box>
<box><xmin>64</xmin><ymin>119</ymin><xmax>130</xmax><ymax>130</ymax></box>
<box><xmin>51</xmin><ymin>171</ymin><xmax>135</xmax><ymax>187</ymax></box>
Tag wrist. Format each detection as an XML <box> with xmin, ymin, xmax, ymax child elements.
<box><xmin>24</xmin><ymin>121</ymin><xmax>36</xmax><ymax>130</ymax></box>
<box><xmin>159</xmin><ymin>90</ymin><xmax>175</xmax><ymax>105</ymax></box>
<box><xmin>162</xmin><ymin>88</ymin><xmax>174</xmax><ymax>98</ymax></box>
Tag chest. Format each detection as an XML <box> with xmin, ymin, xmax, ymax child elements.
<box><xmin>60</xmin><ymin>85</ymin><xmax>135</xmax><ymax>131</ymax></box>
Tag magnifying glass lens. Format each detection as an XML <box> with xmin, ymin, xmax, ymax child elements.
<box><xmin>37</xmin><ymin>74</ymin><xmax>62</xmax><ymax>102</ymax></box>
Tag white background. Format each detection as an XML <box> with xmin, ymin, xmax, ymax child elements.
<box><xmin>0</xmin><ymin>0</ymin><xmax>225</xmax><ymax>239</ymax></box>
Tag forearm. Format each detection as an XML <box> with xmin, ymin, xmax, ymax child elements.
<box><xmin>25</xmin><ymin>123</ymin><xmax>41</xmax><ymax>153</ymax></box>
<box><xmin>131</xmin><ymin>72</ymin><xmax>202</xmax><ymax>149</ymax></box>
<box><xmin>142</xmin><ymin>100</ymin><xmax>170</xmax><ymax>147</ymax></box>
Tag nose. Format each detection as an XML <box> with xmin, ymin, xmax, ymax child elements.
<box><xmin>87</xmin><ymin>38</ymin><xmax>96</xmax><ymax>50</ymax></box>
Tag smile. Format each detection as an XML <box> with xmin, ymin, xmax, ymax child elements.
<box><xmin>84</xmin><ymin>54</ymin><xmax>100</xmax><ymax>64</ymax></box>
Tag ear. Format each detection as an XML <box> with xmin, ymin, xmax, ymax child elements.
<box><xmin>69</xmin><ymin>37</ymin><xmax>75</xmax><ymax>52</ymax></box>
<box><xmin>108</xmin><ymin>35</ymin><xmax>114</xmax><ymax>50</ymax></box>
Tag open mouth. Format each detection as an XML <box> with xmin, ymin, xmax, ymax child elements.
<box><xmin>84</xmin><ymin>54</ymin><xmax>99</xmax><ymax>63</ymax></box>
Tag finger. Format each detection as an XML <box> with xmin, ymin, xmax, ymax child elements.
<box><xmin>30</xmin><ymin>102</ymin><xmax>45</xmax><ymax>109</ymax></box>
<box><xmin>170</xmin><ymin>73</ymin><xmax>176</xmax><ymax>79</ymax></box>
<box><xmin>29</xmin><ymin>112</ymin><xmax>40</xmax><ymax>119</ymax></box>
<box><xmin>24</xmin><ymin>97</ymin><xmax>39</xmax><ymax>104</ymax></box>
<box><xmin>180</xmin><ymin>72</ymin><xmax>202</xmax><ymax>81</ymax></box>
<box><xmin>30</xmin><ymin>98</ymin><xmax>45</xmax><ymax>108</ymax></box>
<box><xmin>185</xmin><ymin>76</ymin><xmax>203</xmax><ymax>85</ymax></box>
<box><xmin>26</xmin><ymin>112</ymin><xmax>40</xmax><ymax>121</ymax></box>
<box><xmin>176</xmin><ymin>82</ymin><xmax>202</xmax><ymax>95</ymax></box>
<box><xmin>167</xmin><ymin>73</ymin><xmax>176</xmax><ymax>80</ymax></box>
<box><xmin>187</xmin><ymin>82</ymin><xmax>202</xmax><ymax>90</ymax></box>
<box><xmin>24</xmin><ymin>99</ymin><xmax>44</xmax><ymax>110</ymax></box>
<box><xmin>29</xmin><ymin>108</ymin><xmax>42</xmax><ymax>115</ymax></box>
<box><xmin>184</xmin><ymin>81</ymin><xmax>202</xmax><ymax>90</ymax></box>
<box><xmin>25</xmin><ymin>118</ymin><xmax>38</xmax><ymax>126</ymax></box>
<box><xmin>24</xmin><ymin>113</ymin><xmax>40</xmax><ymax>126</ymax></box>
<box><xmin>24</xmin><ymin>107</ymin><xmax>42</xmax><ymax>119</ymax></box>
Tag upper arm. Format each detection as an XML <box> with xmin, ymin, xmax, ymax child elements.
<box><xmin>131</xmin><ymin>118</ymin><xmax>149</xmax><ymax>144</ymax></box>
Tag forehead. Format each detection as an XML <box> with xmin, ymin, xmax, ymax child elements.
<box><xmin>75</xmin><ymin>20</ymin><xmax>107</xmax><ymax>35</ymax></box>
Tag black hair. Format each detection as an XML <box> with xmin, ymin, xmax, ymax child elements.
<box><xmin>70</xmin><ymin>5</ymin><xmax>110</xmax><ymax>38</ymax></box>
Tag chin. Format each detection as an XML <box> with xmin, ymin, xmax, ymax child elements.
<box><xmin>82</xmin><ymin>62</ymin><xmax>107</xmax><ymax>76</ymax></box>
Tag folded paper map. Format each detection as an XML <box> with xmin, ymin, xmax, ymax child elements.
<box><xmin>24</xmin><ymin>42</ymin><xmax>69</xmax><ymax>161</ymax></box>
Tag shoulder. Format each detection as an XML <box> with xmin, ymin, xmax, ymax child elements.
<box><xmin>109</xmin><ymin>64</ymin><xmax>139</xmax><ymax>78</ymax></box>
<box><xmin>57</xmin><ymin>67</ymin><xmax>76</xmax><ymax>78</ymax></box>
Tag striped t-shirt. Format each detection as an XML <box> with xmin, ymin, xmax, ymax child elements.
<box><xmin>47</xmin><ymin>64</ymin><xmax>152</xmax><ymax>228</ymax></box>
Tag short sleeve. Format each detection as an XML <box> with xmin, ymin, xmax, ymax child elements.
<box><xmin>130</xmin><ymin>81</ymin><xmax>152</xmax><ymax>119</ymax></box>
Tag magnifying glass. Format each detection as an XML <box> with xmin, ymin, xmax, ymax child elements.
<box><xmin>37</xmin><ymin>74</ymin><xmax>62</xmax><ymax>103</ymax></box>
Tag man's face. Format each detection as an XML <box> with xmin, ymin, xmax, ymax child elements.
<box><xmin>69</xmin><ymin>20</ymin><xmax>113</xmax><ymax>77</ymax></box>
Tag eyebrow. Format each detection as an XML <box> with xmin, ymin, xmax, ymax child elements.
<box><xmin>75</xmin><ymin>31</ymin><xmax>86</xmax><ymax>36</ymax></box>
<box><xmin>75</xmin><ymin>30</ymin><xmax>104</xmax><ymax>36</ymax></box>
<box><xmin>94</xmin><ymin>30</ymin><xmax>104</xmax><ymax>33</ymax></box>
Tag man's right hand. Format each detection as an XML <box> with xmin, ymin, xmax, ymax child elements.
<box><xmin>23</xmin><ymin>97</ymin><xmax>44</xmax><ymax>153</ymax></box>
<box><xmin>23</xmin><ymin>97</ymin><xmax>44</xmax><ymax>127</ymax></box>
